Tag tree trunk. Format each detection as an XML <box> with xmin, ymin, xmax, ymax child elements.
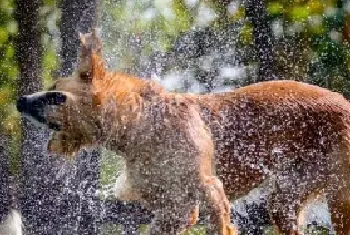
<box><xmin>243</xmin><ymin>0</ymin><xmax>277</xmax><ymax>81</ymax></box>
<box><xmin>59</xmin><ymin>1</ymin><xmax>103</xmax><ymax>235</ymax></box>
<box><xmin>59</xmin><ymin>0</ymin><xmax>97</xmax><ymax>76</ymax></box>
<box><xmin>15</xmin><ymin>0</ymin><xmax>42</xmax><ymax>96</ymax></box>
<box><xmin>0</xmin><ymin>134</ymin><xmax>11</xmax><ymax>223</ymax></box>
<box><xmin>15</xmin><ymin>0</ymin><xmax>67</xmax><ymax>234</ymax></box>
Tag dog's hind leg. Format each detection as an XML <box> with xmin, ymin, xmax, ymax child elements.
<box><xmin>326</xmin><ymin>143</ymin><xmax>350</xmax><ymax>235</ymax></box>
<box><xmin>328</xmin><ymin>188</ymin><xmax>350</xmax><ymax>235</ymax></box>
<box><xmin>268</xmin><ymin>186</ymin><xmax>303</xmax><ymax>235</ymax></box>
<box><xmin>327</xmin><ymin>162</ymin><xmax>350</xmax><ymax>235</ymax></box>
<box><xmin>268</xmin><ymin>160</ymin><xmax>328</xmax><ymax>235</ymax></box>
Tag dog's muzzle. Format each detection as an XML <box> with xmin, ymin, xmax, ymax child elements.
<box><xmin>16</xmin><ymin>92</ymin><xmax>67</xmax><ymax>130</ymax></box>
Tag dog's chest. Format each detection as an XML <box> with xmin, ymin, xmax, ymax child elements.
<box><xmin>124</xmin><ymin>152</ymin><xmax>199</xmax><ymax>205</ymax></box>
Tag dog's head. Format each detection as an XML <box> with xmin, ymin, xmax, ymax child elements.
<box><xmin>17</xmin><ymin>76</ymin><xmax>103</xmax><ymax>157</ymax></box>
<box><xmin>17</xmin><ymin>31</ymin><xmax>104</xmax><ymax>157</ymax></box>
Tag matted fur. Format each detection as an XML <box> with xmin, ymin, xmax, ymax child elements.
<box><xmin>18</xmin><ymin>31</ymin><xmax>350</xmax><ymax>235</ymax></box>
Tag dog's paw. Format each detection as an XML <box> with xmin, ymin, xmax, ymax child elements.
<box><xmin>225</xmin><ymin>224</ymin><xmax>238</xmax><ymax>235</ymax></box>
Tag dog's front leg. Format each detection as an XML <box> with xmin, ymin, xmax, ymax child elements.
<box><xmin>114</xmin><ymin>171</ymin><xmax>142</xmax><ymax>202</ymax></box>
<box><xmin>148</xmin><ymin>202</ymin><xmax>199</xmax><ymax>235</ymax></box>
<box><xmin>200</xmin><ymin>176</ymin><xmax>238</xmax><ymax>235</ymax></box>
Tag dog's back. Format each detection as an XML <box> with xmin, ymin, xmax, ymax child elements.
<box><xmin>197</xmin><ymin>80</ymin><xmax>350</xmax><ymax>234</ymax></box>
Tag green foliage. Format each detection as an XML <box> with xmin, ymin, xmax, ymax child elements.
<box><xmin>317</xmin><ymin>38</ymin><xmax>345</xmax><ymax>67</ymax></box>
<box><xmin>0</xmin><ymin>0</ymin><xmax>59</xmax><ymax>174</ymax></box>
<box><xmin>239</xmin><ymin>23</ymin><xmax>253</xmax><ymax>45</ymax></box>
<box><xmin>102</xmin><ymin>0</ymin><xmax>193</xmax><ymax>71</ymax></box>
<box><xmin>262</xmin><ymin>0</ymin><xmax>350</xmax><ymax>95</ymax></box>
<box><xmin>267</xmin><ymin>2</ymin><xmax>283</xmax><ymax>16</ymax></box>
<box><xmin>324</xmin><ymin>8</ymin><xmax>344</xmax><ymax>30</ymax></box>
<box><xmin>0</xmin><ymin>0</ymin><xmax>18</xmax><ymax>132</ymax></box>
<box><xmin>99</xmin><ymin>0</ymin><xmax>350</xmax><ymax>96</ymax></box>
<box><xmin>0</xmin><ymin>0</ymin><xmax>20</xmax><ymax>174</ymax></box>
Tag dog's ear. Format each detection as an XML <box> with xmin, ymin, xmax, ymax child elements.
<box><xmin>78</xmin><ymin>29</ymin><xmax>104</xmax><ymax>82</ymax></box>
<box><xmin>79</xmin><ymin>32</ymin><xmax>86</xmax><ymax>45</ymax></box>
<box><xmin>79</xmin><ymin>29</ymin><xmax>102</xmax><ymax>56</ymax></box>
<box><xmin>90</xmin><ymin>28</ymin><xmax>102</xmax><ymax>54</ymax></box>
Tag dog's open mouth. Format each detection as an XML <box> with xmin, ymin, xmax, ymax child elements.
<box><xmin>21</xmin><ymin>113</ymin><xmax>62</xmax><ymax>131</ymax></box>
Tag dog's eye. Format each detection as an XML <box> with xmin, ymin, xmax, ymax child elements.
<box><xmin>44</xmin><ymin>92</ymin><xmax>67</xmax><ymax>105</ymax></box>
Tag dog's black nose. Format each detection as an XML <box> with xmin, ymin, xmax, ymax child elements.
<box><xmin>16</xmin><ymin>96</ymin><xmax>27</xmax><ymax>113</ymax></box>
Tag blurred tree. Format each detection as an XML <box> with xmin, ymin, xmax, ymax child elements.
<box><xmin>0</xmin><ymin>134</ymin><xmax>11</xmax><ymax>223</ymax></box>
<box><xmin>43</xmin><ymin>1</ymin><xmax>103</xmax><ymax>235</ymax></box>
<box><xmin>243</xmin><ymin>0</ymin><xmax>276</xmax><ymax>81</ymax></box>
<box><xmin>0</xmin><ymin>0</ymin><xmax>19</xmax><ymax>134</ymax></box>
<box><xmin>100</xmin><ymin>0</ymin><xmax>350</xmax><ymax>97</ymax></box>
<box><xmin>0</xmin><ymin>0</ymin><xmax>20</xmax><ymax>175</ymax></box>
<box><xmin>60</xmin><ymin>0</ymin><xmax>97</xmax><ymax>76</ymax></box>
<box><xmin>263</xmin><ymin>0</ymin><xmax>350</xmax><ymax>96</ymax></box>
<box><xmin>0</xmin><ymin>0</ymin><xmax>17</xmax><ymax>226</ymax></box>
<box><xmin>15</xmin><ymin>0</ymin><xmax>53</xmax><ymax>234</ymax></box>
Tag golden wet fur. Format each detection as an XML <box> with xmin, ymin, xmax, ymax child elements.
<box><xmin>46</xmin><ymin>32</ymin><xmax>235</xmax><ymax>235</ymax></box>
<box><xmin>20</xmin><ymin>31</ymin><xmax>350</xmax><ymax>235</ymax></box>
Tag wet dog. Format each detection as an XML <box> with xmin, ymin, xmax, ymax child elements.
<box><xmin>17</xmin><ymin>30</ymin><xmax>235</xmax><ymax>235</ymax></box>
<box><xmin>17</xmin><ymin>30</ymin><xmax>350</xmax><ymax>234</ymax></box>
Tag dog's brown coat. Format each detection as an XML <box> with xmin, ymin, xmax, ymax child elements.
<box><xmin>25</xmin><ymin>32</ymin><xmax>350</xmax><ymax>234</ymax></box>
<box><xmin>46</xmin><ymin>32</ymin><xmax>235</xmax><ymax>235</ymax></box>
